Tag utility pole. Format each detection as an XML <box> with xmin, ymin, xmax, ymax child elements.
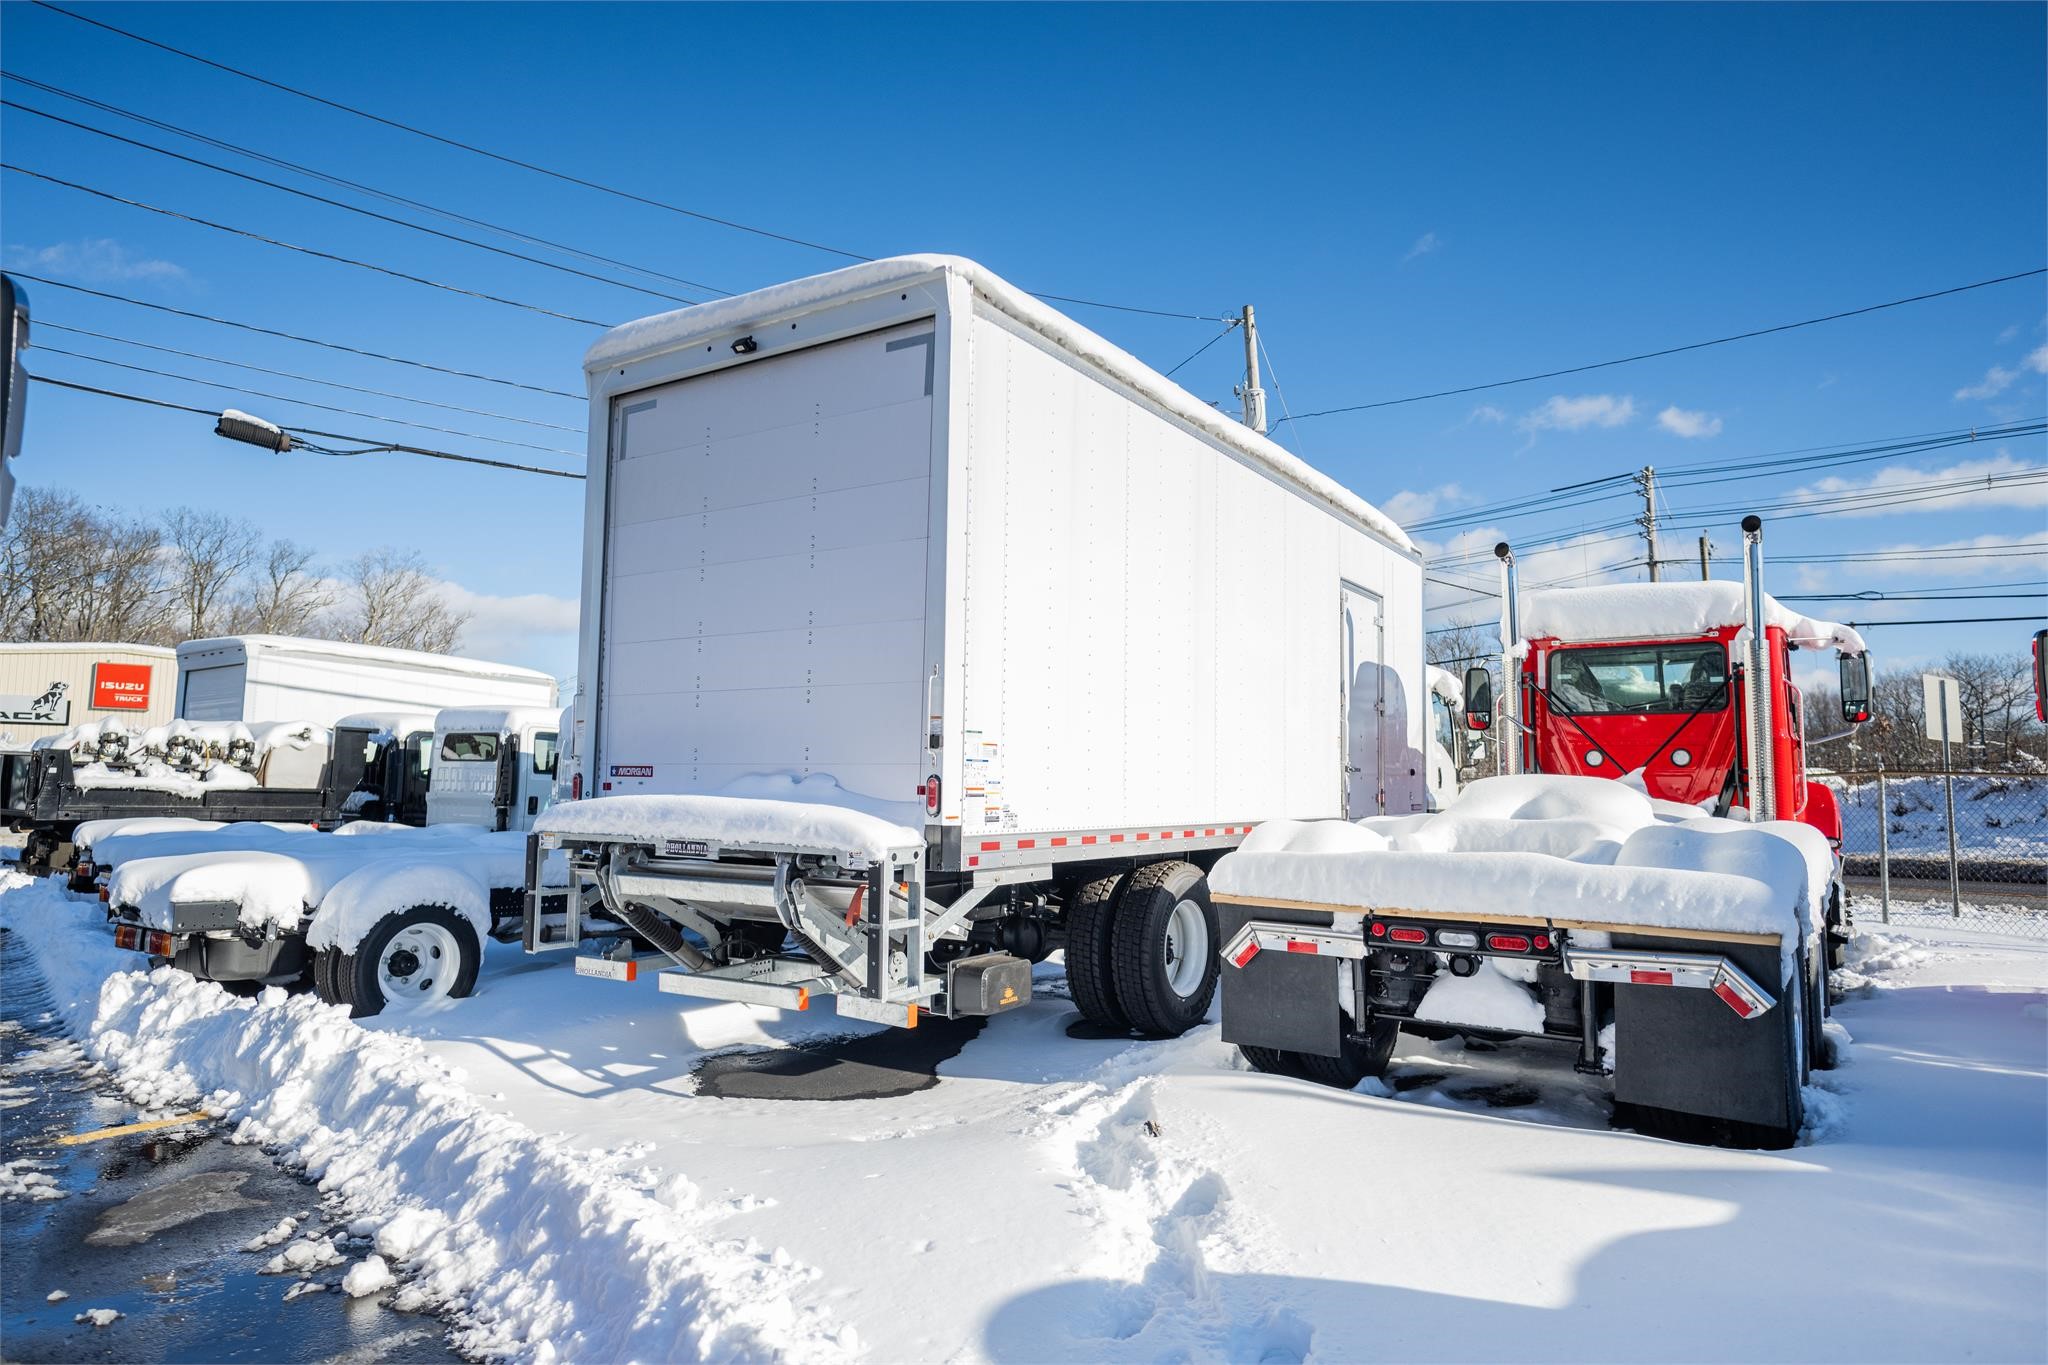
<box><xmin>1698</xmin><ymin>532</ymin><xmax>1712</xmax><ymax>582</ymax></box>
<box><xmin>1635</xmin><ymin>465</ymin><xmax>1660</xmax><ymax>581</ymax></box>
<box><xmin>1237</xmin><ymin>304</ymin><xmax>1267</xmax><ymax>434</ymax></box>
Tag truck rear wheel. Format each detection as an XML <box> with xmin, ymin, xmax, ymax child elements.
<box><xmin>1110</xmin><ymin>861</ymin><xmax>1219</xmax><ymax>1038</ymax></box>
<box><xmin>1064</xmin><ymin>870</ymin><xmax>1130</xmax><ymax>1030</ymax></box>
<box><xmin>1240</xmin><ymin>1019</ymin><xmax>1399</xmax><ymax>1089</ymax></box>
<box><xmin>314</xmin><ymin>904</ymin><xmax>481</xmax><ymax>1019</ymax></box>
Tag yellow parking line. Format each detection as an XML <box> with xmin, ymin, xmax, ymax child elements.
<box><xmin>54</xmin><ymin>1112</ymin><xmax>209</xmax><ymax>1146</ymax></box>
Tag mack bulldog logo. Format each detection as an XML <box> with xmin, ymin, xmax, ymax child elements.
<box><xmin>0</xmin><ymin>680</ymin><xmax>70</xmax><ymax>725</ymax></box>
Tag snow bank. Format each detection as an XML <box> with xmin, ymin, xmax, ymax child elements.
<box><xmin>1518</xmin><ymin>581</ymin><xmax>1865</xmax><ymax>653</ymax></box>
<box><xmin>538</xmin><ymin>787</ymin><xmax>923</xmax><ymax>864</ymax></box>
<box><xmin>1414</xmin><ymin>961</ymin><xmax>1547</xmax><ymax>1032</ymax></box>
<box><xmin>1215</xmin><ymin>776</ymin><xmax>1826</xmax><ymax>965</ymax></box>
<box><xmin>585</xmin><ymin>255</ymin><xmax>1415</xmax><ymax>554</ymax></box>
<box><xmin>1</xmin><ymin>873</ymin><xmax>856</xmax><ymax>1363</ymax></box>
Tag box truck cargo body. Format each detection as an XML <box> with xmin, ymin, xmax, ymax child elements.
<box><xmin>537</xmin><ymin>255</ymin><xmax>1427</xmax><ymax>1033</ymax></box>
<box><xmin>176</xmin><ymin>636</ymin><xmax>558</xmax><ymax>728</ymax></box>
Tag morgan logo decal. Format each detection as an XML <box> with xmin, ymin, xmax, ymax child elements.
<box><xmin>661</xmin><ymin>839</ymin><xmax>712</xmax><ymax>859</ymax></box>
<box><xmin>609</xmin><ymin>764</ymin><xmax>654</xmax><ymax>778</ymax></box>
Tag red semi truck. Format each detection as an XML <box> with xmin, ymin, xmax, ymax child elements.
<box><xmin>1214</xmin><ymin>515</ymin><xmax>1872</xmax><ymax>1147</ymax></box>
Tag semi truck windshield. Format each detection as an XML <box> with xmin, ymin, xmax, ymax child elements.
<box><xmin>1550</xmin><ymin>642</ymin><xmax>1727</xmax><ymax>715</ymax></box>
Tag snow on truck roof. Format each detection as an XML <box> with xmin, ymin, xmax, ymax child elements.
<box><xmin>1518</xmin><ymin>581</ymin><xmax>1866</xmax><ymax>654</ymax></box>
<box><xmin>433</xmin><ymin>706</ymin><xmax>564</xmax><ymax>735</ymax></box>
<box><xmin>176</xmin><ymin>635</ymin><xmax>557</xmax><ymax>682</ymax></box>
<box><xmin>585</xmin><ymin>255</ymin><xmax>1415</xmax><ymax>555</ymax></box>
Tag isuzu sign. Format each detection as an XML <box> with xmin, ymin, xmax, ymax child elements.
<box><xmin>92</xmin><ymin>662</ymin><xmax>153</xmax><ymax>711</ymax></box>
<box><xmin>0</xmin><ymin>680</ymin><xmax>69</xmax><ymax>725</ymax></box>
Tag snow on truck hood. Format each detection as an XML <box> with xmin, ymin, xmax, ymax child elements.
<box><xmin>1211</xmin><ymin>774</ymin><xmax>1833</xmax><ymax>963</ymax></box>
<box><xmin>1518</xmin><ymin>581</ymin><xmax>1866</xmax><ymax>653</ymax></box>
<box><xmin>584</xmin><ymin>255</ymin><xmax>1415</xmax><ymax>555</ymax></box>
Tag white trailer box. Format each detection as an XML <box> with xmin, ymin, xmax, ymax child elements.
<box><xmin>176</xmin><ymin>637</ymin><xmax>558</xmax><ymax>729</ymax></box>
<box><xmin>540</xmin><ymin>255</ymin><xmax>1423</xmax><ymax>1032</ymax></box>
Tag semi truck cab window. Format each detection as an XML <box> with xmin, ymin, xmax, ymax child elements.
<box><xmin>439</xmin><ymin>732</ymin><xmax>499</xmax><ymax>762</ymax></box>
<box><xmin>531</xmin><ymin>732</ymin><xmax>558</xmax><ymax>775</ymax></box>
<box><xmin>1550</xmin><ymin>643</ymin><xmax>1728</xmax><ymax>715</ymax></box>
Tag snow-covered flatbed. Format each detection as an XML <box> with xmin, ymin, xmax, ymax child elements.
<box><xmin>4</xmin><ymin>867</ymin><xmax>2041</xmax><ymax>1363</ymax></box>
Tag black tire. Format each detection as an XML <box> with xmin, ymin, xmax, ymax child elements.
<box><xmin>1240</xmin><ymin>1045</ymin><xmax>1308</xmax><ymax>1079</ymax></box>
<box><xmin>314</xmin><ymin>904</ymin><xmax>480</xmax><ymax>1019</ymax></box>
<box><xmin>1293</xmin><ymin>1017</ymin><xmax>1401</xmax><ymax>1089</ymax></box>
<box><xmin>1806</xmin><ymin>946</ymin><xmax>1836</xmax><ymax>1073</ymax></box>
<box><xmin>1109</xmin><ymin>861</ymin><xmax>1220</xmax><ymax>1039</ymax></box>
<box><xmin>1065</xmin><ymin>870</ymin><xmax>1131</xmax><ymax>1030</ymax></box>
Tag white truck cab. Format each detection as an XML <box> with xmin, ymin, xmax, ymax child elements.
<box><xmin>425</xmin><ymin>707</ymin><xmax>562</xmax><ymax>831</ymax></box>
<box><xmin>1424</xmin><ymin>665</ymin><xmax>1465</xmax><ymax>810</ymax></box>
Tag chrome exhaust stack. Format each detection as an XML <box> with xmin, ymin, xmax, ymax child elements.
<box><xmin>1496</xmin><ymin>541</ymin><xmax>1524</xmax><ymax>776</ymax></box>
<box><xmin>1740</xmin><ymin>514</ymin><xmax>1776</xmax><ymax>822</ymax></box>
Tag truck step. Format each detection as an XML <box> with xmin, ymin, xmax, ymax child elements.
<box><xmin>654</xmin><ymin>954</ymin><xmax>843</xmax><ymax>1011</ymax></box>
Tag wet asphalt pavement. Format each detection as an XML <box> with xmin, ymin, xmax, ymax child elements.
<box><xmin>0</xmin><ymin>923</ymin><xmax>466</xmax><ymax>1364</ymax></box>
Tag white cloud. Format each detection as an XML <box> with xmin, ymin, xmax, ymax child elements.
<box><xmin>1383</xmin><ymin>483</ymin><xmax>1468</xmax><ymax>525</ymax></box>
<box><xmin>1518</xmin><ymin>394</ymin><xmax>1635</xmax><ymax>433</ymax></box>
<box><xmin>1996</xmin><ymin>323</ymin><xmax>2020</xmax><ymax>344</ymax></box>
<box><xmin>1785</xmin><ymin>452</ymin><xmax>2047</xmax><ymax>518</ymax></box>
<box><xmin>429</xmin><ymin>579</ymin><xmax>580</xmax><ymax>677</ymax></box>
<box><xmin>1656</xmin><ymin>405</ymin><xmax>1723</xmax><ymax>439</ymax></box>
<box><xmin>1466</xmin><ymin>404</ymin><xmax>1508</xmax><ymax>425</ymax></box>
<box><xmin>1</xmin><ymin>237</ymin><xmax>188</xmax><ymax>285</ymax></box>
<box><xmin>2026</xmin><ymin>343</ymin><xmax>2048</xmax><ymax>376</ymax></box>
<box><xmin>1955</xmin><ymin>364</ymin><xmax>2017</xmax><ymax>401</ymax></box>
<box><xmin>1402</xmin><ymin>232</ymin><xmax>1440</xmax><ymax>263</ymax></box>
<box><xmin>1851</xmin><ymin>531</ymin><xmax>2048</xmax><ymax>578</ymax></box>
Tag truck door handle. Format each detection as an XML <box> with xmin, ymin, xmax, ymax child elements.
<box><xmin>527</xmin><ymin>796</ymin><xmax>539</xmax><ymax>815</ymax></box>
<box><xmin>1345</xmin><ymin>765</ymin><xmax>1363</xmax><ymax>773</ymax></box>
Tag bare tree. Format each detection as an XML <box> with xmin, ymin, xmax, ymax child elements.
<box><xmin>1425</xmin><ymin>619</ymin><xmax>1497</xmax><ymax>672</ymax></box>
<box><xmin>231</xmin><ymin>539</ymin><xmax>334</xmax><ymax>637</ymax></box>
<box><xmin>332</xmin><ymin>547</ymin><xmax>468</xmax><ymax>654</ymax></box>
<box><xmin>1942</xmin><ymin>650</ymin><xmax>2037</xmax><ymax>763</ymax></box>
<box><xmin>163</xmin><ymin>508</ymin><xmax>261</xmax><ymax>640</ymax></box>
<box><xmin>0</xmin><ymin>487</ymin><xmax>172</xmax><ymax>643</ymax></box>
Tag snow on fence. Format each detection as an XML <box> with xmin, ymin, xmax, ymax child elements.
<box><xmin>1825</xmin><ymin>770</ymin><xmax>2048</xmax><ymax>939</ymax></box>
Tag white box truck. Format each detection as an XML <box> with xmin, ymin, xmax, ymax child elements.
<box><xmin>176</xmin><ymin>636</ymin><xmax>558</xmax><ymax>726</ymax></box>
<box><xmin>530</xmin><ymin>255</ymin><xmax>1430</xmax><ymax>1035</ymax></box>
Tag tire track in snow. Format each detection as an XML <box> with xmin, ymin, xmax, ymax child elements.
<box><xmin>1037</xmin><ymin>1036</ymin><xmax>1315</xmax><ymax>1362</ymax></box>
<box><xmin>1</xmin><ymin>873</ymin><xmax>856</xmax><ymax>1363</ymax></box>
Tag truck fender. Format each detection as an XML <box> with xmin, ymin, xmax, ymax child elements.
<box><xmin>303</xmin><ymin>860</ymin><xmax>492</xmax><ymax>955</ymax></box>
<box><xmin>1800</xmin><ymin>780</ymin><xmax>1843</xmax><ymax>845</ymax></box>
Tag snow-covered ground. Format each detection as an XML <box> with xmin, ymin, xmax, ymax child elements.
<box><xmin>4</xmin><ymin>870</ymin><xmax>2042</xmax><ymax>1363</ymax></box>
<box><xmin>1832</xmin><ymin>772</ymin><xmax>2048</xmax><ymax>860</ymax></box>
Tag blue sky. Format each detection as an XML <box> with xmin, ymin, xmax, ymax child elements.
<box><xmin>2</xmin><ymin>1</ymin><xmax>2043</xmax><ymax>684</ymax></box>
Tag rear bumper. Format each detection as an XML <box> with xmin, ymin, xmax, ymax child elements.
<box><xmin>109</xmin><ymin>911</ymin><xmax>307</xmax><ymax>985</ymax></box>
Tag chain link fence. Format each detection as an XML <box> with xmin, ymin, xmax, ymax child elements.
<box><xmin>1826</xmin><ymin>770</ymin><xmax>2048</xmax><ymax>938</ymax></box>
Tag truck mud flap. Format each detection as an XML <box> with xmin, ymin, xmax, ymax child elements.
<box><xmin>1216</xmin><ymin>903</ymin><xmax>1344</xmax><ymax>1058</ymax></box>
<box><xmin>1602</xmin><ymin>933</ymin><xmax>1798</xmax><ymax>1132</ymax></box>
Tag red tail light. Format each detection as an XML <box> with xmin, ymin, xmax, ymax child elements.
<box><xmin>1533</xmin><ymin>933</ymin><xmax>1552</xmax><ymax>951</ymax></box>
<box><xmin>924</xmin><ymin>775</ymin><xmax>941</xmax><ymax>817</ymax></box>
<box><xmin>571</xmin><ymin>772</ymin><xmax>582</xmax><ymax>801</ymax></box>
<box><xmin>1387</xmin><ymin>926</ymin><xmax>1428</xmax><ymax>945</ymax></box>
<box><xmin>1486</xmin><ymin>933</ymin><xmax>1531</xmax><ymax>953</ymax></box>
<box><xmin>1369</xmin><ymin>921</ymin><xmax>1387</xmax><ymax>938</ymax></box>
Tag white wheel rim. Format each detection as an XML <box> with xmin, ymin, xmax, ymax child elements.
<box><xmin>1164</xmin><ymin>898</ymin><xmax>1209</xmax><ymax>997</ymax></box>
<box><xmin>377</xmin><ymin>921</ymin><xmax>461</xmax><ymax>1008</ymax></box>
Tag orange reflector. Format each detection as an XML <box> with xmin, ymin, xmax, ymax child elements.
<box><xmin>906</xmin><ymin>1005</ymin><xmax>918</xmax><ymax>1028</ymax></box>
<box><xmin>623</xmin><ymin>960</ymin><xmax>638</xmax><ymax>983</ymax></box>
<box><xmin>794</xmin><ymin>987</ymin><xmax>809</xmax><ymax>1011</ymax></box>
<box><xmin>1712</xmin><ymin>981</ymin><xmax>1757</xmax><ymax>1017</ymax></box>
<box><xmin>1630</xmin><ymin>970</ymin><xmax>1674</xmax><ymax>986</ymax></box>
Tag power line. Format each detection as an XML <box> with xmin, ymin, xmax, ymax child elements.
<box><xmin>3</xmin><ymin>164</ymin><xmax>612</xmax><ymax>326</ymax></box>
<box><xmin>22</xmin><ymin>3</ymin><xmax>1226</xmax><ymax>323</ymax></box>
<box><xmin>36</xmin><ymin>345</ymin><xmax>584</xmax><ymax>456</ymax></box>
<box><xmin>38</xmin><ymin>321</ymin><xmax>581</xmax><ymax>432</ymax></box>
<box><xmin>1163</xmin><ymin>321</ymin><xmax>1239</xmax><ymax>378</ymax></box>
<box><xmin>1842</xmin><ymin>615</ymin><xmax>2044</xmax><ymax>627</ymax></box>
<box><xmin>2</xmin><ymin>98</ymin><xmax>709</xmax><ymax>307</ymax></box>
<box><xmin>1275</xmin><ymin>268</ymin><xmax>2048</xmax><ymax>424</ymax></box>
<box><xmin>1779</xmin><ymin>591</ymin><xmax>2046</xmax><ymax>602</ymax></box>
<box><xmin>1</xmin><ymin>70</ymin><xmax>730</xmax><ymax>299</ymax></box>
<box><xmin>30</xmin><ymin>373</ymin><xmax>582</xmax><ymax>479</ymax></box>
<box><xmin>5</xmin><ymin>273</ymin><xmax>580</xmax><ymax>399</ymax></box>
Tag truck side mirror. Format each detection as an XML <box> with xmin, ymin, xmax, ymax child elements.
<box><xmin>1839</xmin><ymin>653</ymin><xmax>1872</xmax><ymax>725</ymax></box>
<box><xmin>1463</xmin><ymin>666</ymin><xmax>1493</xmax><ymax>731</ymax></box>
